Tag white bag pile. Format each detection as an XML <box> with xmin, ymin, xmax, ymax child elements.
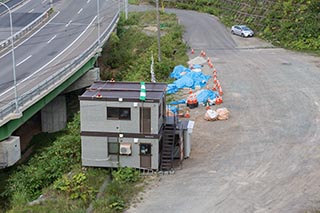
<box><xmin>216</xmin><ymin>108</ymin><xmax>230</xmax><ymax>120</ymax></box>
<box><xmin>204</xmin><ymin>108</ymin><xmax>230</xmax><ymax>121</ymax></box>
<box><xmin>204</xmin><ymin>109</ymin><xmax>218</xmax><ymax>121</ymax></box>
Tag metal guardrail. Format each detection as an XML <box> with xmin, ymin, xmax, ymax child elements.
<box><xmin>0</xmin><ymin>7</ymin><xmax>52</xmax><ymax>51</ymax></box>
<box><xmin>0</xmin><ymin>11</ymin><xmax>120</xmax><ymax>122</ymax></box>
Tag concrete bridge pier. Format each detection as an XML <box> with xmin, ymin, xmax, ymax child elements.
<box><xmin>41</xmin><ymin>95</ymin><xmax>67</xmax><ymax>133</ymax></box>
<box><xmin>0</xmin><ymin>136</ymin><xmax>21</xmax><ymax>168</ymax></box>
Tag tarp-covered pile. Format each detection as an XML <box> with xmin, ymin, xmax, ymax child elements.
<box><xmin>167</xmin><ymin>65</ymin><xmax>211</xmax><ymax>94</ymax></box>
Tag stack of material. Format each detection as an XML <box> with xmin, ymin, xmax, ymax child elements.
<box><xmin>216</xmin><ymin>108</ymin><xmax>230</xmax><ymax>120</ymax></box>
<box><xmin>204</xmin><ymin>109</ymin><xmax>218</xmax><ymax>121</ymax></box>
<box><xmin>204</xmin><ymin>108</ymin><xmax>230</xmax><ymax>121</ymax></box>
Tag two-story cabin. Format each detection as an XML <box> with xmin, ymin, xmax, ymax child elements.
<box><xmin>79</xmin><ymin>81</ymin><xmax>193</xmax><ymax>170</ymax></box>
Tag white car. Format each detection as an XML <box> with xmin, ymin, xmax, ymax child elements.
<box><xmin>231</xmin><ymin>25</ymin><xmax>254</xmax><ymax>37</ymax></box>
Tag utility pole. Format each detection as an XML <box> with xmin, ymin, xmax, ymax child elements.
<box><xmin>156</xmin><ymin>0</ymin><xmax>161</xmax><ymax>62</ymax></box>
<box><xmin>125</xmin><ymin>0</ymin><xmax>128</xmax><ymax>20</ymax></box>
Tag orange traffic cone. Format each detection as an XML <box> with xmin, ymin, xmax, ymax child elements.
<box><xmin>213</xmin><ymin>76</ymin><xmax>217</xmax><ymax>84</ymax></box>
<box><xmin>219</xmin><ymin>86</ymin><xmax>223</xmax><ymax>96</ymax></box>
<box><xmin>184</xmin><ymin>109</ymin><xmax>190</xmax><ymax>118</ymax></box>
<box><xmin>213</xmin><ymin>68</ymin><xmax>217</xmax><ymax>74</ymax></box>
<box><xmin>209</xmin><ymin>62</ymin><xmax>213</xmax><ymax>68</ymax></box>
<box><xmin>200</xmin><ymin>50</ymin><xmax>204</xmax><ymax>57</ymax></box>
<box><xmin>212</xmin><ymin>84</ymin><xmax>217</xmax><ymax>91</ymax></box>
<box><xmin>207</xmin><ymin>57</ymin><xmax>211</xmax><ymax>63</ymax></box>
<box><xmin>191</xmin><ymin>49</ymin><xmax>195</xmax><ymax>54</ymax></box>
<box><xmin>202</xmin><ymin>51</ymin><xmax>206</xmax><ymax>57</ymax></box>
<box><xmin>205</xmin><ymin>101</ymin><xmax>210</xmax><ymax>110</ymax></box>
<box><xmin>215</xmin><ymin>96</ymin><xmax>223</xmax><ymax>105</ymax></box>
<box><xmin>213</xmin><ymin>73</ymin><xmax>217</xmax><ymax>78</ymax></box>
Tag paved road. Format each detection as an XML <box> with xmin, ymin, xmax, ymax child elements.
<box><xmin>0</xmin><ymin>0</ymin><xmax>118</xmax><ymax>108</ymax></box>
<box><xmin>0</xmin><ymin>0</ymin><xmax>47</xmax><ymax>41</ymax></box>
<box><xmin>128</xmin><ymin>9</ymin><xmax>320</xmax><ymax>213</ymax></box>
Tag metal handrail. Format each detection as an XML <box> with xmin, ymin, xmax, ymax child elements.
<box><xmin>0</xmin><ymin>7</ymin><xmax>52</xmax><ymax>51</ymax></box>
<box><xmin>0</xmin><ymin>11</ymin><xmax>120</xmax><ymax>123</ymax></box>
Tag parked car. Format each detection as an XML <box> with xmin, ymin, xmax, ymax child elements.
<box><xmin>231</xmin><ymin>25</ymin><xmax>254</xmax><ymax>37</ymax></box>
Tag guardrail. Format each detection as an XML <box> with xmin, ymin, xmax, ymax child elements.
<box><xmin>0</xmin><ymin>7</ymin><xmax>52</xmax><ymax>52</ymax></box>
<box><xmin>0</xmin><ymin>11</ymin><xmax>120</xmax><ymax>123</ymax></box>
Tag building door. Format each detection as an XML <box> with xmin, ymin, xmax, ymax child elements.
<box><xmin>140</xmin><ymin>143</ymin><xmax>151</xmax><ymax>169</ymax></box>
<box><xmin>140</xmin><ymin>107</ymin><xmax>151</xmax><ymax>133</ymax></box>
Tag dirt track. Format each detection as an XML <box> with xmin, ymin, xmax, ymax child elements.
<box><xmin>127</xmin><ymin>8</ymin><xmax>320</xmax><ymax>213</ymax></box>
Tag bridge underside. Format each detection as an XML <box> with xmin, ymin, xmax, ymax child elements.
<box><xmin>0</xmin><ymin>56</ymin><xmax>97</xmax><ymax>141</ymax></box>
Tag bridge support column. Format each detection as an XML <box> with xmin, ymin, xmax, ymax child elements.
<box><xmin>0</xmin><ymin>136</ymin><xmax>21</xmax><ymax>168</ymax></box>
<box><xmin>41</xmin><ymin>95</ymin><xmax>67</xmax><ymax>133</ymax></box>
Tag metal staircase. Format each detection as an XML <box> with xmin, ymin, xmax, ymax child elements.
<box><xmin>160</xmin><ymin>117</ymin><xmax>176</xmax><ymax>171</ymax></box>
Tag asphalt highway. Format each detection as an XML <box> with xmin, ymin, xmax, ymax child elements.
<box><xmin>0</xmin><ymin>0</ymin><xmax>47</xmax><ymax>41</ymax></box>
<box><xmin>0</xmin><ymin>0</ymin><xmax>118</xmax><ymax>108</ymax></box>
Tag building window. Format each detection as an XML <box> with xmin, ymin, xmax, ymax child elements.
<box><xmin>108</xmin><ymin>137</ymin><xmax>119</xmax><ymax>154</ymax></box>
<box><xmin>107</xmin><ymin>107</ymin><xmax>131</xmax><ymax>120</ymax></box>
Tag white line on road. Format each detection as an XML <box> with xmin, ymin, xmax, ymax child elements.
<box><xmin>87</xmin><ymin>0</ymin><xmax>91</xmax><ymax>3</ymax></box>
<box><xmin>41</xmin><ymin>0</ymin><xmax>46</xmax><ymax>4</ymax></box>
<box><xmin>78</xmin><ymin>8</ymin><xmax>83</xmax><ymax>14</ymax></box>
<box><xmin>28</xmin><ymin>9</ymin><xmax>34</xmax><ymax>13</ymax></box>
<box><xmin>16</xmin><ymin>16</ymin><xmax>97</xmax><ymax>88</ymax></box>
<box><xmin>0</xmin><ymin>14</ymin><xmax>95</xmax><ymax>98</ymax></box>
<box><xmin>0</xmin><ymin>11</ymin><xmax>60</xmax><ymax>61</ymax></box>
<box><xmin>17</xmin><ymin>55</ymin><xmax>32</xmax><ymax>67</ymax></box>
<box><xmin>65</xmin><ymin>20</ymin><xmax>72</xmax><ymax>27</ymax></box>
<box><xmin>47</xmin><ymin>35</ymin><xmax>57</xmax><ymax>44</ymax></box>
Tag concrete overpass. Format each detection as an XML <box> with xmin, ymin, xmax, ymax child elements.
<box><xmin>0</xmin><ymin>0</ymin><xmax>120</xmax><ymax>168</ymax></box>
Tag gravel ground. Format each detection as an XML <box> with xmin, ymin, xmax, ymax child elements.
<box><xmin>127</xmin><ymin>7</ymin><xmax>320</xmax><ymax>213</ymax></box>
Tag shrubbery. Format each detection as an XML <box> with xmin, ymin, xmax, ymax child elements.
<box><xmin>2</xmin><ymin>113</ymin><xmax>81</xmax><ymax>207</ymax></box>
<box><xmin>100</xmin><ymin>11</ymin><xmax>188</xmax><ymax>82</ymax></box>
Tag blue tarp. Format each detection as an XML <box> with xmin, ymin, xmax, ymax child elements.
<box><xmin>166</xmin><ymin>84</ymin><xmax>179</xmax><ymax>94</ymax></box>
<box><xmin>171</xmin><ymin>90</ymin><xmax>218</xmax><ymax>105</ymax></box>
<box><xmin>167</xmin><ymin>65</ymin><xmax>211</xmax><ymax>94</ymax></box>
<box><xmin>192</xmin><ymin>64</ymin><xmax>202</xmax><ymax>69</ymax></box>
<box><xmin>173</xmin><ymin>71</ymin><xmax>211</xmax><ymax>89</ymax></box>
<box><xmin>170</xmin><ymin>65</ymin><xmax>191</xmax><ymax>79</ymax></box>
<box><xmin>169</xmin><ymin>99</ymin><xmax>186</xmax><ymax>105</ymax></box>
<box><xmin>196</xmin><ymin>89</ymin><xmax>218</xmax><ymax>104</ymax></box>
<box><xmin>167</xmin><ymin>105</ymin><xmax>178</xmax><ymax>114</ymax></box>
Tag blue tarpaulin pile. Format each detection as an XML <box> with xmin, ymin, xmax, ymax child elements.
<box><xmin>166</xmin><ymin>65</ymin><xmax>211</xmax><ymax>94</ymax></box>
<box><xmin>195</xmin><ymin>89</ymin><xmax>218</xmax><ymax>104</ymax></box>
<box><xmin>169</xmin><ymin>89</ymin><xmax>218</xmax><ymax>105</ymax></box>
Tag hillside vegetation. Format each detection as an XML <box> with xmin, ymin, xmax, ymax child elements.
<box><xmin>164</xmin><ymin>0</ymin><xmax>320</xmax><ymax>53</ymax></box>
<box><xmin>99</xmin><ymin>11</ymin><xmax>188</xmax><ymax>82</ymax></box>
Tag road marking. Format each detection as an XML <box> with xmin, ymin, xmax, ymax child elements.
<box><xmin>17</xmin><ymin>55</ymin><xmax>32</xmax><ymax>67</ymax></box>
<box><xmin>0</xmin><ymin>11</ymin><xmax>60</xmax><ymax>62</ymax></box>
<box><xmin>47</xmin><ymin>35</ymin><xmax>56</xmax><ymax>44</ymax></box>
<box><xmin>78</xmin><ymin>8</ymin><xmax>83</xmax><ymax>14</ymax></box>
<box><xmin>41</xmin><ymin>0</ymin><xmax>46</xmax><ymax>4</ymax></box>
<box><xmin>0</xmin><ymin>14</ymin><xmax>95</xmax><ymax>97</ymax></box>
<box><xmin>17</xmin><ymin>16</ymin><xmax>97</xmax><ymax>87</ymax></box>
<box><xmin>65</xmin><ymin>20</ymin><xmax>72</xmax><ymax>27</ymax></box>
<box><xmin>0</xmin><ymin>11</ymin><xmax>61</xmax><ymax>97</ymax></box>
<box><xmin>28</xmin><ymin>9</ymin><xmax>34</xmax><ymax>13</ymax></box>
<box><xmin>87</xmin><ymin>0</ymin><xmax>91</xmax><ymax>3</ymax></box>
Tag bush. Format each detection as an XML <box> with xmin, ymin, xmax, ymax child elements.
<box><xmin>3</xmin><ymin>113</ymin><xmax>81</xmax><ymax>207</ymax></box>
<box><xmin>112</xmin><ymin>167</ymin><xmax>140</xmax><ymax>184</ymax></box>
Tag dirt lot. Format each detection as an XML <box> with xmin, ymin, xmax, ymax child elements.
<box><xmin>127</xmin><ymin>8</ymin><xmax>320</xmax><ymax>213</ymax></box>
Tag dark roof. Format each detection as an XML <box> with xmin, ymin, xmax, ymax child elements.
<box><xmin>79</xmin><ymin>81</ymin><xmax>167</xmax><ymax>103</ymax></box>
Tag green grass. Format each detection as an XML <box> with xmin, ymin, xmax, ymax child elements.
<box><xmin>99</xmin><ymin>11</ymin><xmax>188</xmax><ymax>82</ymax></box>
